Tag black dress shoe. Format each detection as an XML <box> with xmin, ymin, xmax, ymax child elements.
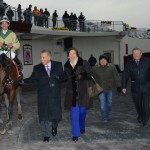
<box><xmin>137</xmin><ymin>119</ymin><xmax>142</xmax><ymax>123</ymax></box>
<box><xmin>143</xmin><ymin>123</ymin><xmax>149</xmax><ymax>128</ymax></box>
<box><xmin>72</xmin><ymin>136</ymin><xmax>78</xmax><ymax>141</ymax></box>
<box><xmin>52</xmin><ymin>128</ymin><xmax>57</xmax><ymax>136</ymax></box>
<box><xmin>80</xmin><ymin>129</ymin><xmax>85</xmax><ymax>134</ymax></box>
<box><xmin>137</xmin><ymin>117</ymin><xmax>142</xmax><ymax>123</ymax></box>
<box><xmin>43</xmin><ymin>136</ymin><xmax>50</xmax><ymax>142</ymax></box>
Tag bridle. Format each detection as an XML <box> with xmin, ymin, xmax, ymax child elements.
<box><xmin>0</xmin><ymin>60</ymin><xmax>15</xmax><ymax>96</ymax></box>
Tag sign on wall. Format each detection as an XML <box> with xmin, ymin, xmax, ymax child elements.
<box><xmin>23</xmin><ymin>44</ymin><xmax>33</xmax><ymax>65</ymax></box>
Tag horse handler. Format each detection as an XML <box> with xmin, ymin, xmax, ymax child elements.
<box><xmin>15</xmin><ymin>50</ymin><xmax>63</xmax><ymax>142</ymax></box>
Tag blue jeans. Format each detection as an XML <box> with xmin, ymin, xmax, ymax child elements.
<box><xmin>70</xmin><ymin>102</ymin><xmax>86</xmax><ymax>136</ymax></box>
<box><xmin>98</xmin><ymin>90</ymin><xmax>112</xmax><ymax>120</ymax></box>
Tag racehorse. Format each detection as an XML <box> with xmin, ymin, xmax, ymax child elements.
<box><xmin>0</xmin><ymin>54</ymin><xmax>23</xmax><ymax>134</ymax></box>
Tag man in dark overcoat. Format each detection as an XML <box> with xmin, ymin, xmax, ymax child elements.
<box><xmin>122</xmin><ymin>48</ymin><xmax>150</xmax><ymax>127</ymax></box>
<box><xmin>21</xmin><ymin>50</ymin><xmax>63</xmax><ymax>142</ymax></box>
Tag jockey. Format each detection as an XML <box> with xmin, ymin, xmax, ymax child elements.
<box><xmin>0</xmin><ymin>16</ymin><xmax>22</xmax><ymax>76</ymax></box>
<box><xmin>0</xmin><ymin>15</ymin><xmax>20</xmax><ymax>59</ymax></box>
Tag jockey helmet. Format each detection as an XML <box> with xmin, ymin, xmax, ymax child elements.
<box><xmin>0</xmin><ymin>16</ymin><xmax>10</xmax><ymax>24</ymax></box>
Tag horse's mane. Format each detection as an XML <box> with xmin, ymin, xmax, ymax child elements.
<box><xmin>0</xmin><ymin>53</ymin><xmax>11</xmax><ymax>68</ymax></box>
<box><xmin>0</xmin><ymin>54</ymin><xmax>18</xmax><ymax>81</ymax></box>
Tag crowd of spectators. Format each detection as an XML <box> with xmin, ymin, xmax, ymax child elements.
<box><xmin>62</xmin><ymin>11</ymin><xmax>85</xmax><ymax>31</ymax></box>
<box><xmin>0</xmin><ymin>2</ymin><xmax>86</xmax><ymax>31</ymax></box>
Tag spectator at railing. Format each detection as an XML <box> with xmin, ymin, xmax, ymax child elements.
<box><xmin>38</xmin><ymin>8</ymin><xmax>44</xmax><ymax>27</ymax></box>
<box><xmin>72</xmin><ymin>13</ymin><xmax>77</xmax><ymax>31</ymax></box>
<box><xmin>32</xmin><ymin>6</ymin><xmax>40</xmax><ymax>26</ymax></box>
<box><xmin>27</xmin><ymin>4</ymin><xmax>32</xmax><ymax>24</ymax></box>
<box><xmin>17</xmin><ymin>4</ymin><xmax>23</xmax><ymax>22</ymax></box>
<box><xmin>23</xmin><ymin>8</ymin><xmax>28</xmax><ymax>23</ymax></box>
<box><xmin>6</xmin><ymin>6</ymin><xmax>14</xmax><ymax>21</ymax></box>
<box><xmin>52</xmin><ymin>10</ymin><xmax>58</xmax><ymax>28</ymax></box>
<box><xmin>23</xmin><ymin>4</ymin><xmax>32</xmax><ymax>24</ymax></box>
<box><xmin>43</xmin><ymin>8</ymin><xmax>50</xmax><ymax>28</ymax></box>
<box><xmin>78</xmin><ymin>12</ymin><xmax>85</xmax><ymax>32</ymax></box>
<box><xmin>62</xmin><ymin>11</ymin><xmax>70</xmax><ymax>29</ymax></box>
<box><xmin>0</xmin><ymin>1</ymin><xmax>9</xmax><ymax>18</ymax></box>
<box><xmin>23</xmin><ymin>5</ymin><xmax>32</xmax><ymax>24</ymax></box>
<box><xmin>28</xmin><ymin>4</ymin><xmax>32</xmax><ymax>11</ymax></box>
<box><xmin>69</xmin><ymin>12</ymin><xmax>74</xmax><ymax>30</ymax></box>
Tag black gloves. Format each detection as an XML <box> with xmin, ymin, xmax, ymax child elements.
<box><xmin>117</xmin><ymin>87</ymin><xmax>122</xmax><ymax>93</ymax></box>
<box><xmin>14</xmin><ymin>79</ymin><xmax>24</xmax><ymax>85</ymax></box>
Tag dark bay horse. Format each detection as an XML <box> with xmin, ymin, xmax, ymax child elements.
<box><xmin>0</xmin><ymin>54</ymin><xmax>22</xmax><ymax>134</ymax></box>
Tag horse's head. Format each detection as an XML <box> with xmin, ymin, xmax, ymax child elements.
<box><xmin>0</xmin><ymin>54</ymin><xmax>19</xmax><ymax>96</ymax></box>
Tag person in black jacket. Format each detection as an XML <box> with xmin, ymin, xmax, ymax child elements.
<box><xmin>62</xmin><ymin>11</ymin><xmax>69</xmax><ymax>28</ymax></box>
<box><xmin>6</xmin><ymin>6</ymin><xmax>14</xmax><ymax>21</ymax></box>
<box><xmin>52</xmin><ymin>10</ymin><xmax>58</xmax><ymax>28</ymax></box>
<box><xmin>17</xmin><ymin>4</ymin><xmax>22</xmax><ymax>22</ymax></box>
<box><xmin>122</xmin><ymin>48</ymin><xmax>150</xmax><ymax>127</ymax></box>
<box><xmin>78</xmin><ymin>12</ymin><xmax>85</xmax><ymax>32</ymax></box>
<box><xmin>88</xmin><ymin>54</ymin><xmax>97</xmax><ymax>67</ymax></box>
<box><xmin>16</xmin><ymin>50</ymin><xmax>63</xmax><ymax>142</ymax></box>
<box><xmin>43</xmin><ymin>8</ymin><xmax>50</xmax><ymax>28</ymax></box>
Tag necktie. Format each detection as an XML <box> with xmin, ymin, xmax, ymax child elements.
<box><xmin>46</xmin><ymin>65</ymin><xmax>50</xmax><ymax>76</ymax></box>
<box><xmin>136</xmin><ymin>60</ymin><xmax>139</xmax><ymax>65</ymax></box>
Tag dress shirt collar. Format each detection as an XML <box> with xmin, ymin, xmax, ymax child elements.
<box><xmin>45</xmin><ymin>61</ymin><xmax>51</xmax><ymax>69</ymax></box>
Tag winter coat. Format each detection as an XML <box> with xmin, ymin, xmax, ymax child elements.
<box><xmin>122</xmin><ymin>57</ymin><xmax>150</xmax><ymax>94</ymax></box>
<box><xmin>24</xmin><ymin>61</ymin><xmax>63</xmax><ymax>122</ymax></box>
<box><xmin>64</xmin><ymin>57</ymin><xmax>91</xmax><ymax>109</ymax></box>
<box><xmin>92</xmin><ymin>63</ymin><xmax>121</xmax><ymax>90</ymax></box>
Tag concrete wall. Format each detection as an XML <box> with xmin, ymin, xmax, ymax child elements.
<box><xmin>121</xmin><ymin>36</ymin><xmax>150</xmax><ymax>56</ymax></box>
<box><xmin>120</xmin><ymin>35</ymin><xmax>150</xmax><ymax>69</ymax></box>
<box><xmin>18</xmin><ymin>36</ymin><xmax>120</xmax><ymax>78</ymax></box>
<box><xmin>18</xmin><ymin>39</ymin><xmax>67</xmax><ymax>78</ymax></box>
<box><xmin>73</xmin><ymin>36</ymin><xmax>120</xmax><ymax>65</ymax></box>
<box><xmin>18</xmin><ymin>35</ymin><xmax>150</xmax><ymax>78</ymax></box>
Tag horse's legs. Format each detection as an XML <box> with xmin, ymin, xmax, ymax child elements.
<box><xmin>16</xmin><ymin>87</ymin><xmax>22</xmax><ymax>120</ymax></box>
<box><xmin>0</xmin><ymin>97</ymin><xmax>6</xmax><ymax>134</ymax></box>
<box><xmin>4</xmin><ymin>94</ymin><xmax>9</xmax><ymax>121</ymax></box>
<box><xmin>4</xmin><ymin>94</ymin><xmax>13</xmax><ymax>132</ymax></box>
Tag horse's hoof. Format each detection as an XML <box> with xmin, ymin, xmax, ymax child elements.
<box><xmin>7</xmin><ymin>129</ymin><xmax>14</xmax><ymax>135</ymax></box>
<box><xmin>0</xmin><ymin>128</ymin><xmax>6</xmax><ymax>135</ymax></box>
<box><xmin>18</xmin><ymin>114</ymin><xmax>23</xmax><ymax>121</ymax></box>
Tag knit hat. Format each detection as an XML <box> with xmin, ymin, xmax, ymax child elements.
<box><xmin>99</xmin><ymin>55</ymin><xmax>109</xmax><ymax>62</ymax></box>
<box><xmin>0</xmin><ymin>16</ymin><xmax>10</xmax><ymax>24</ymax></box>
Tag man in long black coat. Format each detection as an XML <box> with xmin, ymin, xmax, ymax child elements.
<box><xmin>22</xmin><ymin>50</ymin><xmax>63</xmax><ymax>142</ymax></box>
<box><xmin>122</xmin><ymin>48</ymin><xmax>150</xmax><ymax>127</ymax></box>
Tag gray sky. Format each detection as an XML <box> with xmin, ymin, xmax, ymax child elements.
<box><xmin>4</xmin><ymin>0</ymin><xmax>150</xmax><ymax>28</ymax></box>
